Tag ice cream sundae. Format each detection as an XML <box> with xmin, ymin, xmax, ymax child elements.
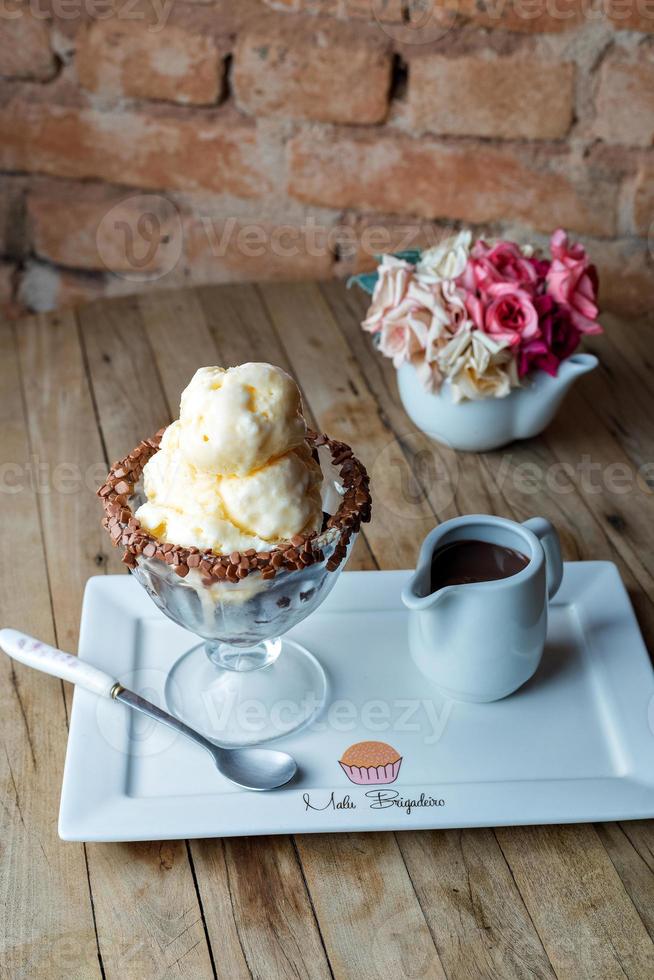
<box><xmin>97</xmin><ymin>362</ymin><xmax>372</xmax><ymax>743</ymax></box>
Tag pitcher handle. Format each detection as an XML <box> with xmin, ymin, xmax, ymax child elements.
<box><xmin>523</xmin><ymin>517</ymin><xmax>563</xmax><ymax>599</ymax></box>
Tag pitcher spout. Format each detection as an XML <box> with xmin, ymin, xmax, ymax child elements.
<box><xmin>555</xmin><ymin>352</ymin><xmax>599</xmax><ymax>383</ymax></box>
<box><xmin>401</xmin><ymin>580</ymin><xmax>460</xmax><ymax>611</ymax></box>
<box><xmin>514</xmin><ymin>352</ymin><xmax>598</xmax><ymax>440</ymax></box>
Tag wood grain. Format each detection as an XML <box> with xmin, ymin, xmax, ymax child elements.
<box><xmin>0</xmin><ymin>317</ymin><xmax>102</xmax><ymax>980</ymax></box>
<box><xmin>399</xmin><ymin>829</ymin><xmax>556</xmax><ymax>980</ymax></box>
<box><xmin>496</xmin><ymin>824</ymin><xmax>654</xmax><ymax>979</ymax></box>
<box><xmin>2</xmin><ymin>282</ymin><xmax>654</xmax><ymax>980</ymax></box>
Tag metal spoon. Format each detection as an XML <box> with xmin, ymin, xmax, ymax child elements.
<box><xmin>0</xmin><ymin>629</ymin><xmax>298</xmax><ymax>792</ymax></box>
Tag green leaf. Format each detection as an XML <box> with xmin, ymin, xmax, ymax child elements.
<box><xmin>390</xmin><ymin>249</ymin><xmax>422</xmax><ymax>264</ymax></box>
<box><xmin>346</xmin><ymin>273</ymin><xmax>378</xmax><ymax>295</ymax></box>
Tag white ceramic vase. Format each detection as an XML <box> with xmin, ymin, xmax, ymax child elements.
<box><xmin>396</xmin><ymin>353</ymin><xmax>598</xmax><ymax>453</ymax></box>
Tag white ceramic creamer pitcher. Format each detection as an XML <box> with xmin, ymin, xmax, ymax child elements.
<box><xmin>402</xmin><ymin>515</ymin><xmax>563</xmax><ymax>702</ymax></box>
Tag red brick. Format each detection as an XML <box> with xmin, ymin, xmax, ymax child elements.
<box><xmin>27</xmin><ymin>182</ymin><xmax>184</xmax><ymax>275</ymax></box>
<box><xmin>594</xmin><ymin>51</ymin><xmax>654</xmax><ymax>147</ymax></box>
<box><xmin>0</xmin><ymin>99</ymin><xmax>269</xmax><ymax>198</ymax></box>
<box><xmin>77</xmin><ymin>20</ymin><xmax>223</xmax><ymax>106</ymax></box>
<box><xmin>0</xmin><ymin>7</ymin><xmax>56</xmax><ymax>80</ymax></box>
<box><xmin>441</xmin><ymin>0</ymin><xmax>586</xmax><ymax>33</ymax></box>
<box><xmin>18</xmin><ymin>261</ymin><xmax>106</xmax><ymax>313</ymax></box>
<box><xmin>233</xmin><ymin>14</ymin><xmax>392</xmax><ymax>124</ymax></box>
<box><xmin>606</xmin><ymin>0</ymin><xmax>654</xmax><ymax>32</ymax></box>
<box><xmin>408</xmin><ymin>53</ymin><xmax>575</xmax><ymax>140</ymax></box>
<box><xmin>183</xmin><ymin>215</ymin><xmax>334</xmax><ymax>281</ymax></box>
<box><xmin>591</xmin><ymin>239</ymin><xmax>653</xmax><ymax>316</ymax></box>
<box><xmin>633</xmin><ymin>164</ymin><xmax>654</xmax><ymax>236</ymax></box>
<box><xmin>288</xmin><ymin>130</ymin><xmax>617</xmax><ymax>236</ymax></box>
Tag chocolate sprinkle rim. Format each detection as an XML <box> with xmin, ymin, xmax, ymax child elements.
<box><xmin>98</xmin><ymin>429</ymin><xmax>372</xmax><ymax>584</ymax></box>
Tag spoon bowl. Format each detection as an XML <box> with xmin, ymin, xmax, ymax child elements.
<box><xmin>214</xmin><ymin>746</ymin><xmax>298</xmax><ymax>791</ymax></box>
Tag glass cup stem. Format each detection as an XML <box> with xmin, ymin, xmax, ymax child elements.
<box><xmin>205</xmin><ymin>637</ymin><xmax>282</xmax><ymax>673</ymax></box>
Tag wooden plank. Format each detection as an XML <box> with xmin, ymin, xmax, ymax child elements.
<box><xmin>120</xmin><ymin>286</ymin><xmax>336</xmax><ymax>980</ymax></box>
<box><xmin>15</xmin><ymin>310</ymin><xmax>124</xmax><ymax>649</ymax></box>
<box><xmin>496</xmin><ymin>824</ymin><xmax>654</xmax><ymax>979</ymax></box>
<box><xmin>581</xmin><ymin>317</ymin><xmax>654</xmax><ymax>471</ymax></box>
<box><xmin>399</xmin><ymin>829</ymin><xmax>556</xmax><ymax>980</ymax></box>
<box><xmin>297</xmin><ymin>832</ymin><xmax>446</xmax><ymax>980</ymax></box>
<box><xmin>25</xmin><ymin>305</ymin><xmax>217</xmax><ymax>980</ymax></box>
<box><xmin>137</xmin><ymin>289</ymin><xmax>217</xmax><ymax>419</ymax></box>
<box><xmin>79</xmin><ymin>295</ymin><xmax>169</xmax><ymax>460</ymax></box>
<box><xmin>194</xmin><ymin>836</ymin><xmax>333</xmax><ymax>980</ymax></box>
<box><xmin>596</xmin><ymin>821</ymin><xmax>654</xmax><ymax>942</ymax></box>
<box><xmin>0</xmin><ymin>316</ymin><xmax>103</xmax><ymax>980</ymax></box>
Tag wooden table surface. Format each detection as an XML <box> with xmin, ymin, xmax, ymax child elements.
<box><xmin>2</xmin><ymin>281</ymin><xmax>654</xmax><ymax>980</ymax></box>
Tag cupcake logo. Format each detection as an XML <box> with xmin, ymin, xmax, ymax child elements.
<box><xmin>339</xmin><ymin>741</ymin><xmax>402</xmax><ymax>785</ymax></box>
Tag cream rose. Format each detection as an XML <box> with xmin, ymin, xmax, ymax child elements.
<box><xmin>437</xmin><ymin>325</ymin><xmax>519</xmax><ymax>403</ymax></box>
<box><xmin>415</xmin><ymin>230</ymin><xmax>472</xmax><ymax>284</ymax></box>
<box><xmin>361</xmin><ymin>255</ymin><xmax>414</xmax><ymax>334</ymax></box>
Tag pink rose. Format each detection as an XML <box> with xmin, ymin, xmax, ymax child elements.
<box><xmin>460</xmin><ymin>240</ymin><xmax>540</xmax><ymax>297</ymax></box>
<box><xmin>484</xmin><ymin>284</ymin><xmax>540</xmax><ymax>348</ymax></box>
<box><xmin>518</xmin><ymin>295</ymin><xmax>581</xmax><ymax>378</ymax></box>
<box><xmin>377</xmin><ymin>305</ymin><xmax>429</xmax><ymax>369</ymax></box>
<box><xmin>546</xmin><ymin>229</ymin><xmax>601</xmax><ymax>334</ymax></box>
<box><xmin>362</xmin><ymin>256</ymin><xmax>414</xmax><ymax>334</ymax></box>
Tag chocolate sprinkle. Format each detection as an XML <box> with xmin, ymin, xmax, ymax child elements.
<box><xmin>98</xmin><ymin>429</ymin><xmax>371</xmax><ymax>580</ymax></box>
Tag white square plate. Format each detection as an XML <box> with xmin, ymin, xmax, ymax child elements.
<box><xmin>59</xmin><ymin>564</ymin><xmax>654</xmax><ymax>841</ymax></box>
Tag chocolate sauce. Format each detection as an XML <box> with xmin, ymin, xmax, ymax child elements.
<box><xmin>429</xmin><ymin>539</ymin><xmax>529</xmax><ymax>592</ymax></box>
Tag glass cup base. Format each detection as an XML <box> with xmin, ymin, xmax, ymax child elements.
<box><xmin>164</xmin><ymin>637</ymin><xmax>327</xmax><ymax>746</ymax></box>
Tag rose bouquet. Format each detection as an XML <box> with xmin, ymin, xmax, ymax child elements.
<box><xmin>350</xmin><ymin>229</ymin><xmax>601</xmax><ymax>403</ymax></box>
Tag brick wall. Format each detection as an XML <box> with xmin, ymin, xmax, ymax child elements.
<box><xmin>0</xmin><ymin>0</ymin><xmax>652</xmax><ymax>317</ymax></box>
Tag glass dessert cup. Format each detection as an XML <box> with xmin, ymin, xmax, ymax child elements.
<box><xmin>100</xmin><ymin>436</ymin><xmax>370</xmax><ymax>746</ymax></box>
<box><xmin>133</xmin><ymin>528</ymin><xmax>353</xmax><ymax>745</ymax></box>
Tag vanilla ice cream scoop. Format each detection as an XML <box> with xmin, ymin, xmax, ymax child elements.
<box><xmin>135</xmin><ymin>363</ymin><xmax>323</xmax><ymax>555</ymax></box>
<box><xmin>179</xmin><ymin>363</ymin><xmax>307</xmax><ymax>477</ymax></box>
<box><xmin>220</xmin><ymin>444</ymin><xmax>322</xmax><ymax>543</ymax></box>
